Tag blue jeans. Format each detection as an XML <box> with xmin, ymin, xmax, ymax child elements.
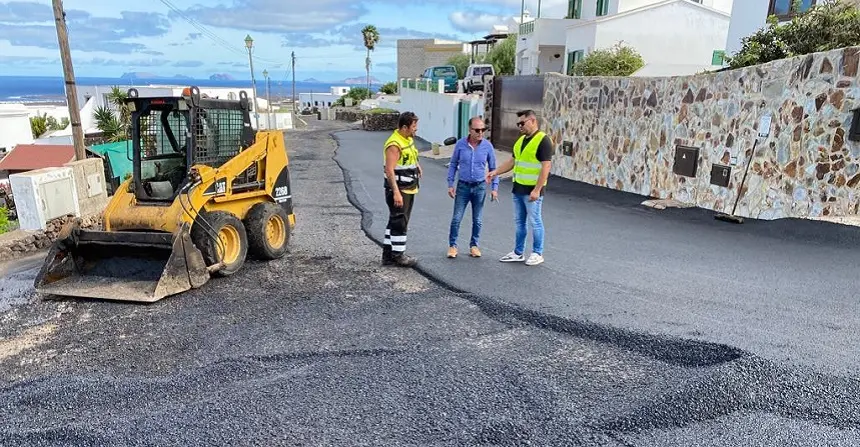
<box><xmin>449</xmin><ymin>181</ymin><xmax>486</xmax><ymax>247</ymax></box>
<box><xmin>513</xmin><ymin>193</ymin><xmax>544</xmax><ymax>255</ymax></box>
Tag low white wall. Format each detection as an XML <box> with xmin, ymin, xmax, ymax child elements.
<box><xmin>259</xmin><ymin>112</ymin><xmax>294</xmax><ymax>130</ymax></box>
<box><xmin>398</xmin><ymin>88</ymin><xmax>485</xmax><ymax>145</ymax></box>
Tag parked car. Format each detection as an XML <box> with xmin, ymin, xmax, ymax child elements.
<box><xmin>420</xmin><ymin>65</ymin><xmax>459</xmax><ymax>93</ymax></box>
<box><xmin>463</xmin><ymin>64</ymin><xmax>495</xmax><ymax>93</ymax></box>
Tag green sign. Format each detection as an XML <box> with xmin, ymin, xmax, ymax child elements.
<box><xmin>712</xmin><ymin>50</ymin><xmax>726</xmax><ymax>66</ymax></box>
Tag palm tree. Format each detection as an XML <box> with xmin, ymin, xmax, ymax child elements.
<box><xmin>93</xmin><ymin>85</ymin><xmax>132</xmax><ymax>142</ymax></box>
<box><xmin>361</xmin><ymin>25</ymin><xmax>380</xmax><ymax>100</ymax></box>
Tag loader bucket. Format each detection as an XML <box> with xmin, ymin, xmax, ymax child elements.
<box><xmin>33</xmin><ymin>221</ymin><xmax>211</xmax><ymax>303</ymax></box>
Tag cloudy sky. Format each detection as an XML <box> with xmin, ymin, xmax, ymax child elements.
<box><xmin>0</xmin><ymin>0</ymin><xmax>567</xmax><ymax>82</ymax></box>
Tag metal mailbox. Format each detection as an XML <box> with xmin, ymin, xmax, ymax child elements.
<box><xmin>673</xmin><ymin>145</ymin><xmax>699</xmax><ymax>177</ymax></box>
<box><xmin>710</xmin><ymin>163</ymin><xmax>732</xmax><ymax>187</ymax></box>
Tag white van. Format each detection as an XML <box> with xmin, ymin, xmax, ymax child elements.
<box><xmin>463</xmin><ymin>64</ymin><xmax>495</xmax><ymax>93</ymax></box>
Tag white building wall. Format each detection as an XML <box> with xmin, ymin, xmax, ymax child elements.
<box><xmin>592</xmin><ymin>1</ymin><xmax>729</xmax><ymax>67</ymax></box>
<box><xmin>0</xmin><ymin>105</ymin><xmax>34</xmax><ymax>152</ymax></box>
<box><xmin>619</xmin><ymin>0</ymin><xmax>733</xmax><ymax>14</ymax></box>
<box><xmin>724</xmin><ymin>0</ymin><xmax>769</xmax><ymax>57</ymax></box>
<box><xmin>703</xmin><ymin>0</ymin><xmax>734</xmax><ymax>14</ymax></box>
<box><xmin>565</xmin><ymin>23</ymin><xmax>598</xmax><ymax>55</ymax></box>
<box><xmin>617</xmin><ymin>0</ymin><xmax>659</xmax><ymax>13</ymax></box>
<box><xmin>538</xmin><ymin>47</ymin><xmax>567</xmax><ymax>73</ymax></box>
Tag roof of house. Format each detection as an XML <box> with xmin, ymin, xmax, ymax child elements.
<box><xmin>0</xmin><ymin>144</ymin><xmax>78</xmax><ymax>171</ymax></box>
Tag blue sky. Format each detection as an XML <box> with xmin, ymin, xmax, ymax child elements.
<box><xmin>0</xmin><ymin>0</ymin><xmax>561</xmax><ymax>82</ymax></box>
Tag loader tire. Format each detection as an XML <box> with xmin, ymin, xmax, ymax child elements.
<box><xmin>245</xmin><ymin>202</ymin><xmax>290</xmax><ymax>260</ymax></box>
<box><xmin>192</xmin><ymin>211</ymin><xmax>248</xmax><ymax>277</ymax></box>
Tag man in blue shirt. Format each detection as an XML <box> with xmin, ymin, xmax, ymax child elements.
<box><xmin>446</xmin><ymin>117</ymin><xmax>499</xmax><ymax>258</ymax></box>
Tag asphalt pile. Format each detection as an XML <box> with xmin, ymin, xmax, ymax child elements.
<box><xmin>0</xmin><ymin>121</ymin><xmax>856</xmax><ymax>446</ymax></box>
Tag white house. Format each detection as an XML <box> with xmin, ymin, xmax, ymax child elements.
<box><xmin>0</xmin><ymin>104</ymin><xmax>34</xmax><ymax>153</ymax></box>
<box><xmin>724</xmin><ymin>0</ymin><xmax>817</xmax><ymax>58</ymax></box>
<box><xmin>299</xmin><ymin>86</ymin><xmax>351</xmax><ymax>109</ymax></box>
<box><xmin>515</xmin><ymin>0</ymin><xmax>734</xmax><ymax>76</ymax></box>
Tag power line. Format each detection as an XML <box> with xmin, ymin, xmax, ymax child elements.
<box><xmin>158</xmin><ymin>0</ymin><xmax>282</xmax><ymax>65</ymax></box>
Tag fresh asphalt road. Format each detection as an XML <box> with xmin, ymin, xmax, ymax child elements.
<box><xmin>0</xmin><ymin>121</ymin><xmax>858</xmax><ymax>445</ymax></box>
<box><xmin>335</xmin><ymin>129</ymin><xmax>860</xmax><ymax>376</ymax></box>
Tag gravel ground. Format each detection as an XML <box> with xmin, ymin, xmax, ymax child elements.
<box><xmin>0</xmin><ymin>121</ymin><xmax>856</xmax><ymax>446</ymax></box>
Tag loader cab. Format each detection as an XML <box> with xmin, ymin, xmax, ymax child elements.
<box><xmin>125</xmin><ymin>86</ymin><xmax>254</xmax><ymax>204</ymax></box>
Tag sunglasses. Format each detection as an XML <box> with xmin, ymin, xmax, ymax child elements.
<box><xmin>471</xmin><ymin>128</ymin><xmax>486</xmax><ymax>132</ymax></box>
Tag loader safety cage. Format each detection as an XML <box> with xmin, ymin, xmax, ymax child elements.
<box><xmin>125</xmin><ymin>86</ymin><xmax>255</xmax><ymax>203</ymax></box>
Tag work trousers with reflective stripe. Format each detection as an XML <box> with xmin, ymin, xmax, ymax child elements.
<box><xmin>383</xmin><ymin>187</ymin><xmax>416</xmax><ymax>257</ymax></box>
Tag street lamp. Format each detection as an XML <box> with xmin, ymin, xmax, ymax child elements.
<box><xmin>263</xmin><ymin>68</ymin><xmax>272</xmax><ymax>129</ymax></box>
<box><xmin>245</xmin><ymin>34</ymin><xmax>260</xmax><ymax>130</ymax></box>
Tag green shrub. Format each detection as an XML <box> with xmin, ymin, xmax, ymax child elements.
<box><xmin>0</xmin><ymin>207</ymin><xmax>10</xmax><ymax>234</ymax></box>
<box><xmin>571</xmin><ymin>43</ymin><xmax>645</xmax><ymax>76</ymax></box>
<box><xmin>380</xmin><ymin>82</ymin><xmax>398</xmax><ymax>94</ymax></box>
<box><xmin>366</xmin><ymin>108</ymin><xmax>398</xmax><ymax>114</ymax></box>
<box><xmin>727</xmin><ymin>0</ymin><xmax>860</xmax><ymax>69</ymax></box>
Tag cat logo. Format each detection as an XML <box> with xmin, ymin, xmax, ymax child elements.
<box><xmin>204</xmin><ymin>178</ymin><xmax>228</xmax><ymax>196</ymax></box>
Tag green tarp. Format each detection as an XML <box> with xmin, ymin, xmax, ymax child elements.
<box><xmin>89</xmin><ymin>140</ymin><xmax>133</xmax><ymax>181</ymax></box>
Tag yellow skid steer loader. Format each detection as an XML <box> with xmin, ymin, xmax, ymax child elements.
<box><xmin>34</xmin><ymin>86</ymin><xmax>295</xmax><ymax>302</ymax></box>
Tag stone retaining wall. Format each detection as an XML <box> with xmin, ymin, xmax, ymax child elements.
<box><xmin>334</xmin><ymin>109</ymin><xmax>399</xmax><ymax>132</ymax></box>
<box><xmin>362</xmin><ymin>113</ymin><xmax>398</xmax><ymax>131</ymax></box>
<box><xmin>542</xmin><ymin>46</ymin><xmax>860</xmax><ymax>220</ymax></box>
<box><xmin>335</xmin><ymin>109</ymin><xmax>364</xmax><ymax>122</ymax></box>
<box><xmin>0</xmin><ymin>214</ymin><xmax>102</xmax><ymax>261</ymax></box>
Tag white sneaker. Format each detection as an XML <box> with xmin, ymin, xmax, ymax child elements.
<box><xmin>499</xmin><ymin>251</ymin><xmax>525</xmax><ymax>262</ymax></box>
<box><xmin>525</xmin><ymin>253</ymin><xmax>544</xmax><ymax>266</ymax></box>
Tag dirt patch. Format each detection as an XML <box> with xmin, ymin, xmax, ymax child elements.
<box><xmin>374</xmin><ymin>268</ymin><xmax>431</xmax><ymax>293</ymax></box>
<box><xmin>0</xmin><ymin>323</ymin><xmax>56</xmax><ymax>361</ymax></box>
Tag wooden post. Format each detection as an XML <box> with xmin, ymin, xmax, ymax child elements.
<box><xmin>52</xmin><ymin>0</ymin><xmax>86</xmax><ymax>161</ymax></box>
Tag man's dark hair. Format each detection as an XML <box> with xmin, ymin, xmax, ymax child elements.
<box><xmin>398</xmin><ymin>111</ymin><xmax>419</xmax><ymax>129</ymax></box>
<box><xmin>516</xmin><ymin>109</ymin><xmax>537</xmax><ymax>119</ymax></box>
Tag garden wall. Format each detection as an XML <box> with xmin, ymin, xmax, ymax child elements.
<box><xmin>543</xmin><ymin>46</ymin><xmax>860</xmax><ymax>219</ymax></box>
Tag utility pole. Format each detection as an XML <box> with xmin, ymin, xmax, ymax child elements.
<box><xmin>291</xmin><ymin>51</ymin><xmax>296</xmax><ymax>115</ymax></box>
<box><xmin>52</xmin><ymin>0</ymin><xmax>86</xmax><ymax>161</ymax></box>
<box><xmin>520</xmin><ymin>0</ymin><xmax>525</xmax><ymax>32</ymax></box>
<box><xmin>263</xmin><ymin>69</ymin><xmax>272</xmax><ymax>129</ymax></box>
<box><xmin>244</xmin><ymin>34</ymin><xmax>260</xmax><ymax>130</ymax></box>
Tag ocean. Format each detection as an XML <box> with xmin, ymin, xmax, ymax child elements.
<box><xmin>0</xmin><ymin>76</ymin><xmax>380</xmax><ymax>103</ymax></box>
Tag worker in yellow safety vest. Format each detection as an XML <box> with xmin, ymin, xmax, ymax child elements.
<box><xmin>486</xmin><ymin>109</ymin><xmax>552</xmax><ymax>266</ymax></box>
<box><xmin>382</xmin><ymin>111</ymin><xmax>423</xmax><ymax>267</ymax></box>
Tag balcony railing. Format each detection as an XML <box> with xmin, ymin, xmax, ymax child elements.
<box><xmin>400</xmin><ymin>78</ymin><xmax>444</xmax><ymax>93</ymax></box>
<box><xmin>519</xmin><ymin>21</ymin><xmax>535</xmax><ymax>35</ymax></box>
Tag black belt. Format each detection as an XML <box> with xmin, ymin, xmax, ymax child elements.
<box><xmin>458</xmin><ymin>180</ymin><xmax>483</xmax><ymax>186</ymax></box>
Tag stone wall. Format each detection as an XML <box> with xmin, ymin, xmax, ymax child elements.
<box><xmin>543</xmin><ymin>46</ymin><xmax>860</xmax><ymax>220</ymax></box>
<box><xmin>0</xmin><ymin>213</ymin><xmax>102</xmax><ymax>261</ymax></box>
<box><xmin>362</xmin><ymin>113</ymin><xmax>399</xmax><ymax>131</ymax></box>
<box><xmin>335</xmin><ymin>109</ymin><xmax>400</xmax><ymax>132</ymax></box>
<box><xmin>335</xmin><ymin>109</ymin><xmax>365</xmax><ymax>122</ymax></box>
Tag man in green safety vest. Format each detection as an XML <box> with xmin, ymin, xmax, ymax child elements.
<box><xmin>486</xmin><ymin>109</ymin><xmax>552</xmax><ymax>266</ymax></box>
<box><xmin>382</xmin><ymin>111</ymin><xmax>423</xmax><ymax>267</ymax></box>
